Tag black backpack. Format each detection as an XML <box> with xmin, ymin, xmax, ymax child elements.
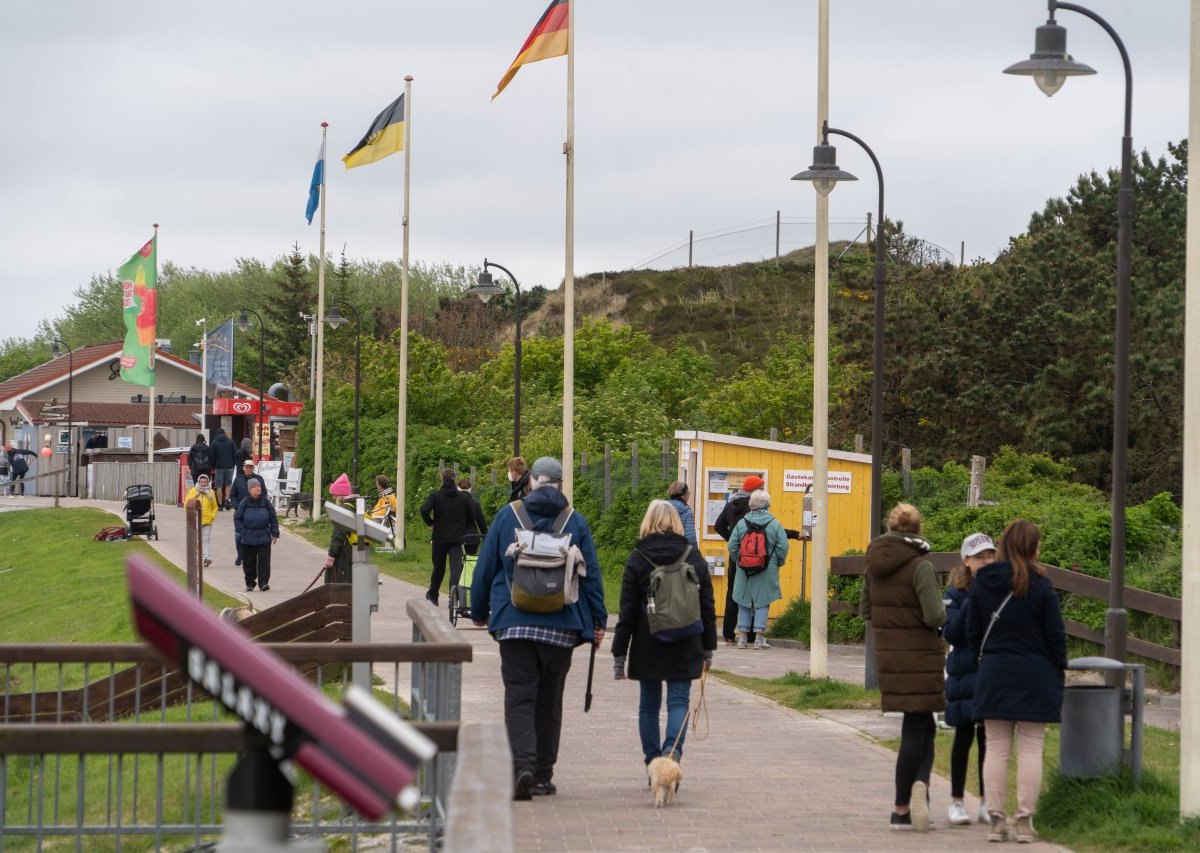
<box><xmin>190</xmin><ymin>444</ymin><xmax>212</xmax><ymax>470</ymax></box>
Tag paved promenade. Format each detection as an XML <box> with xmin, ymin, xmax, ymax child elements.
<box><xmin>10</xmin><ymin>495</ymin><xmax>1123</xmax><ymax>850</ymax></box>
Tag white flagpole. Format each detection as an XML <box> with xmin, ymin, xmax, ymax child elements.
<box><xmin>396</xmin><ymin>75</ymin><xmax>414</xmax><ymax>550</ymax></box>
<box><xmin>809</xmin><ymin>0</ymin><xmax>830</xmax><ymax>679</ymax></box>
<box><xmin>313</xmin><ymin>121</ymin><xmax>329</xmax><ymax>519</ymax></box>
<box><xmin>199</xmin><ymin>319</ymin><xmax>207</xmax><ymax>436</ymax></box>
<box><xmin>562</xmin><ymin>0</ymin><xmax>575</xmax><ymax>499</ymax></box>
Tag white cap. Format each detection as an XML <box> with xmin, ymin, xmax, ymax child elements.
<box><xmin>960</xmin><ymin>532</ymin><xmax>996</xmax><ymax>560</ymax></box>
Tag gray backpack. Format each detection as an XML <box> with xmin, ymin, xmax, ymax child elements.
<box><xmin>507</xmin><ymin>501</ymin><xmax>577</xmax><ymax>614</ymax></box>
<box><xmin>638</xmin><ymin>546</ymin><xmax>703</xmax><ymax>642</ymax></box>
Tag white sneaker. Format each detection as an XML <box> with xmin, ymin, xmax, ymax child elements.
<box><xmin>754</xmin><ymin>636</ymin><xmax>771</xmax><ymax>650</ymax></box>
<box><xmin>978</xmin><ymin>802</ymin><xmax>991</xmax><ymax>824</ymax></box>
<box><xmin>948</xmin><ymin>801</ymin><xmax>970</xmax><ymax>825</ymax></box>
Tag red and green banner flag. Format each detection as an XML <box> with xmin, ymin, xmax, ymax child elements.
<box><xmin>118</xmin><ymin>235</ymin><xmax>157</xmax><ymax>387</ymax></box>
<box><xmin>492</xmin><ymin>0</ymin><xmax>569</xmax><ymax>100</ymax></box>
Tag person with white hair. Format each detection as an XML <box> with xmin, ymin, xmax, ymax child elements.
<box><xmin>470</xmin><ymin>456</ymin><xmax>607</xmax><ymax>800</ymax></box>
<box><xmin>727</xmin><ymin>488</ymin><xmax>789</xmax><ymax>650</ymax></box>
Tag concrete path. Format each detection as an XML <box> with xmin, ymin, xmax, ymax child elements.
<box><xmin>13</xmin><ymin>495</ymin><xmax>1153</xmax><ymax>850</ymax></box>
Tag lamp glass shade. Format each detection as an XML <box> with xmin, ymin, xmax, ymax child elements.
<box><xmin>1003</xmin><ymin>21</ymin><xmax>1095</xmax><ymax>97</ymax></box>
<box><xmin>325</xmin><ymin>306</ymin><xmax>346</xmax><ymax>329</ymax></box>
<box><xmin>467</xmin><ymin>279</ymin><xmax>504</xmax><ymax>305</ymax></box>
<box><xmin>51</xmin><ymin>341</ymin><xmax>62</xmax><ymax>357</ymax></box>
<box><xmin>792</xmin><ymin>143</ymin><xmax>857</xmax><ymax>195</ymax></box>
<box><xmin>236</xmin><ymin>311</ymin><xmax>252</xmax><ymax>331</ymax></box>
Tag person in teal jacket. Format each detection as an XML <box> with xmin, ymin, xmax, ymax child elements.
<box><xmin>728</xmin><ymin>488</ymin><xmax>789</xmax><ymax>649</ymax></box>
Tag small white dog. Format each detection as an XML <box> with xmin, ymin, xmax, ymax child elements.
<box><xmin>647</xmin><ymin>756</ymin><xmax>683</xmax><ymax>807</ymax></box>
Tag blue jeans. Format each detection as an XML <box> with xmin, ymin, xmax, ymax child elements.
<box><xmin>737</xmin><ymin>604</ymin><xmax>769</xmax><ymax>634</ymax></box>
<box><xmin>638</xmin><ymin>680</ymin><xmax>692</xmax><ymax>764</ymax></box>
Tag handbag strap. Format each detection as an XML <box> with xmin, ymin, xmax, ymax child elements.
<box><xmin>979</xmin><ymin>591</ymin><xmax>1014</xmax><ymax>659</ymax></box>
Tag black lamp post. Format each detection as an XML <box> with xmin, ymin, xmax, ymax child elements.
<box><xmin>793</xmin><ymin>123</ymin><xmax>886</xmax><ymax>691</ymax></box>
<box><xmin>324</xmin><ymin>300</ymin><xmax>362</xmax><ymax>485</ymax></box>
<box><xmin>468</xmin><ymin>259</ymin><xmax>522</xmax><ymax>458</ymax></box>
<box><xmin>50</xmin><ymin>337</ymin><xmax>73</xmax><ymax>497</ymax></box>
<box><xmin>793</xmin><ymin>120</ymin><xmax>885</xmax><ymax>540</ymax></box>
<box><xmin>236</xmin><ymin>308</ymin><xmax>266</xmax><ymax>462</ymax></box>
<box><xmin>1005</xmin><ymin>0</ymin><xmax>1130</xmax><ymax>665</ymax></box>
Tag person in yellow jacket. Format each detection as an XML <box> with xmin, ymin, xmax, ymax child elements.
<box><xmin>185</xmin><ymin>473</ymin><xmax>219</xmax><ymax>567</ymax></box>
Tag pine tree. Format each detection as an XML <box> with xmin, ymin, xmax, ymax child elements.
<box><xmin>261</xmin><ymin>243</ymin><xmax>316</xmax><ymax>391</ymax></box>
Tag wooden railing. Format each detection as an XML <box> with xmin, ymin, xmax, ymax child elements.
<box><xmin>829</xmin><ymin>553</ymin><xmax>1181</xmax><ymax>667</ymax></box>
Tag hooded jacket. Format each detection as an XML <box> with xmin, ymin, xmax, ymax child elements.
<box><xmin>234</xmin><ymin>438</ymin><xmax>253</xmax><ymax>469</ymax></box>
<box><xmin>713</xmin><ymin>492</ymin><xmax>751</xmax><ymax>541</ymax></box>
<box><xmin>469</xmin><ymin>485</ymin><xmax>606</xmax><ymax>641</ymax></box>
<box><xmin>964</xmin><ymin>561</ymin><xmax>1067</xmax><ymax>723</ymax></box>
<box><xmin>941</xmin><ymin>583</ymin><xmax>979</xmax><ymax>726</ymax></box>
<box><xmin>420</xmin><ymin>478</ymin><xmax>484</xmax><ymax>544</ymax></box>
<box><xmin>211</xmin><ymin>429</ymin><xmax>237</xmax><ymax>469</ymax></box>
<box><xmin>860</xmin><ymin>531</ymin><xmax>947</xmax><ymax>713</ymax></box>
<box><xmin>234</xmin><ymin>492</ymin><xmax>279</xmax><ymax>546</ymax></box>
<box><xmin>667</xmin><ymin>497</ymin><xmax>698</xmax><ymax>546</ymax></box>
<box><xmin>612</xmin><ymin>531</ymin><xmax>717</xmax><ymax>681</ymax></box>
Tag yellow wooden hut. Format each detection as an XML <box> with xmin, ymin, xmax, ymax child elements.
<box><xmin>673</xmin><ymin>430</ymin><xmax>872</xmax><ymax>619</ymax></box>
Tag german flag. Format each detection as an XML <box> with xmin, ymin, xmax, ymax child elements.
<box><xmin>343</xmin><ymin>94</ymin><xmax>405</xmax><ymax>169</ymax></box>
<box><xmin>492</xmin><ymin>0</ymin><xmax>569</xmax><ymax>100</ymax></box>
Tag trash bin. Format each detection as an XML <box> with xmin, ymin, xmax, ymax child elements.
<box><xmin>1060</xmin><ymin>656</ymin><xmax>1125</xmax><ymax>778</ymax></box>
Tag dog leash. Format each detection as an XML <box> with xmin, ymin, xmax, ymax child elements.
<box><xmin>302</xmin><ymin>564</ymin><xmax>327</xmax><ymax>594</ymax></box>
<box><xmin>665</xmin><ymin>664</ymin><xmax>711</xmax><ymax>758</ymax></box>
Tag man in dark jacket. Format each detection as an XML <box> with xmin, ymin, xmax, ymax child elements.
<box><xmin>233</xmin><ymin>478</ymin><xmax>279</xmax><ymax>592</ymax></box>
<box><xmin>209</xmin><ymin>427</ymin><xmax>237</xmax><ymax>509</ymax></box>
<box><xmin>469</xmin><ymin>457</ymin><xmax>607</xmax><ymax>800</ymax></box>
<box><xmin>229</xmin><ymin>460</ymin><xmax>265</xmax><ymax>567</ymax></box>
<box><xmin>420</xmin><ymin>468</ymin><xmax>486</xmax><ymax>605</ymax></box>
<box><xmin>188</xmin><ymin>433</ymin><xmax>213</xmax><ymax>483</ymax></box>
<box><xmin>3</xmin><ymin>443</ymin><xmax>37</xmax><ymax>497</ymax></box>
<box><xmin>713</xmin><ymin>475</ymin><xmax>762</xmax><ymax>644</ymax></box>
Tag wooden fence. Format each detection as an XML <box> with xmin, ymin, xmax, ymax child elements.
<box><xmin>830</xmin><ymin>553</ymin><xmax>1181</xmax><ymax>667</ymax></box>
<box><xmin>87</xmin><ymin>461</ymin><xmax>181</xmax><ymax>504</ymax></box>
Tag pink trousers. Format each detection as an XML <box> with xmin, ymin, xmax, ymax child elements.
<box><xmin>982</xmin><ymin>719</ymin><xmax>1047</xmax><ymax>817</ymax></box>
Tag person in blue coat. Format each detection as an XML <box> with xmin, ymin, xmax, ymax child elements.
<box><xmin>470</xmin><ymin>456</ymin><xmax>607</xmax><ymax>801</ymax></box>
<box><xmin>727</xmin><ymin>488</ymin><xmax>789</xmax><ymax>650</ymax></box>
<box><xmin>964</xmin><ymin>519</ymin><xmax>1067</xmax><ymax>844</ymax></box>
<box><xmin>233</xmin><ymin>478</ymin><xmax>279</xmax><ymax>592</ymax></box>
<box><xmin>942</xmin><ymin>532</ymin><xmax>996</xmax><ymax>827</ymax></box>
<box><xmin>666</xmin><ymin>481</ymin><xmax>697</xmax><ymax>546</ymax></box>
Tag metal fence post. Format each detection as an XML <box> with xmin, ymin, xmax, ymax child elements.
<box><xmin>603</xmin><ymin>444</ymin><xmax>612</xmax><ymax>509</ymax></box>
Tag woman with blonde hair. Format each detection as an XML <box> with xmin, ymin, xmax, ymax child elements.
<box><xmin>965</xmin><ymin>519</ymin><xmax>1066</xmax><ymax>843</ymax></box>
<box><xmin>859</xmin><ymin>502</ymin><xmax>946</xmax><ymax>832</ymax></box>
<box><xmin>612</xmin><ymin>500</ymin><xmax>717</xmax><ymax>769</ymax></box>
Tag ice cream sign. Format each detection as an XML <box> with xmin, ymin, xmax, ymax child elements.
<box><xmin>783</xmin><ymin>469</ymin><xmax>852</xmax><ymax>493</ymax></box>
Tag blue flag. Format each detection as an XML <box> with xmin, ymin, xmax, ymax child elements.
<box><xmin>306</xmin><ymin>138</ymin><xmax>325</xmax><ymax>224</ymax></box>
<box><xmin>206</xmin><ymin>320</ymin><xmax>234</xmax><ymax>388</ymax></box>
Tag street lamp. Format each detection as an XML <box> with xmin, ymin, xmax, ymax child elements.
<box><xmin>324</xmin><ymin>300</ymin><xmax>361</xmax><ymax>485</ymax></box>
<box><xmin>236</xmin><ymin>308</ymin><xmax>266</xmax><ymax>462</ymax></box>
<box><xmin>793</xmin><ymin>120</ymin><xmax>885</xmax><ymax>540</ymax></box>
<box><xmin>1006</xmin><ymin>0</ymin><xmax>1131</xmax><ymax>666</ymax></box>
<box><xmin>468</xmin><ymin>258</ymin><xmax>522</xmax><ymax>458</ymax></box>
<box><xmin>793</xmin><ymin>121</ymin><xmax>887</xmax><ymax>692</ymax></box>
<box><xmin>50</xmin><ymin>337</ymin><xmax>73</xmax><ymax>497</ymax></box>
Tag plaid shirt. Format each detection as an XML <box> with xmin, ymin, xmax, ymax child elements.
<box><xmin>496</xmin><ymin>625</ymin><xmax>580</xmax><ymax>648</ymax></box>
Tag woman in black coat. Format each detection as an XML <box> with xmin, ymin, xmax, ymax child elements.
<box><xmin>612</xmin><ymin>500</ymin><xmax>717</xmax><ymax>766</ymax></box>
<box><xmin>964</xmin><ymin>519</ymin><xmax>1067</xmax><ymax>844</ymax></box>
<box><xmin>941</xmin><ymin>532</ymin><xmax>996</xmax><ymax>827</ymax></box>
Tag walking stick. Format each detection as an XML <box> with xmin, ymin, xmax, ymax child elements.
<box><xmin>584</xmin><ymin>640</ymin><xmax>597</xmax><ymax>712</ymax></box>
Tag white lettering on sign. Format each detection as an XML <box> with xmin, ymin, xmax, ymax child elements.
<box><xmin>187</xmin><ymin>645</ymin><xmax>287</xmax><ymax>747</ymax></box>
<box><xmin>782</xmin><ymin>470</ymin><xmax>852</xmax><ymax>493</ymax></box>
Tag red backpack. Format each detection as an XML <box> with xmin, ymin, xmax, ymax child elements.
<box><xmin>737</xmin><ymin>519</ymin><xmax>772</xmax><ymax>576</ymax></box>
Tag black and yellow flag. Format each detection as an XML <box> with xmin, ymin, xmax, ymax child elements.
<box><xmin>343</xmin><ymin>94</ymin><xmax>405</xmax><ymax>169</ymax></box>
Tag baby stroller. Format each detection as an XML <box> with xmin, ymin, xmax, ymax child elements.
<box><xmin>123</xmin><ymin>484</ymin><xmax>158</xmax><ymax>540</ymax></box>
<box><xmin>448</xmin><ymin>533</ymin><xmax>483</xmax><ymax>627</ymax></box>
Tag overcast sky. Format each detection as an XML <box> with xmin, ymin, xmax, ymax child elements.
<box><xmin>0</xmin><ymin>0</ymin><xmax>1189</xmax><ymax>343</ymax></box>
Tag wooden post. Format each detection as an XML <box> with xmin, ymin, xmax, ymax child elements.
<box><xmin>855</xmin><ymin>434</ymin><xmax>864</xmax><ymax>454</ymax></box>
<box><xmin>969</xmin><ymin>455</ymin><xmax>986</xmax><ymax>507</ymax></box>
<box><xmin>603</xmin><ymin>443</ymin><xmax>612</xmax><ymax>509</ymax></box>
<box><xmin>490</xmin><ymin>467</ymin><xmax>497</xmax><ymax>487</ymax></box>
<box><xmin>631</xmin><ymin>442</ymin><xmax>639</xmax><ymax>493</ymax></box>
<box><xmin>775</xmin><ymin>210</ymin><xmax>781</xmax><ymax>261</ymax></box>
<box><xmin>662</xmin><ymin>439</ymin><xmax>670</xmax><ymax>480</ymax></box>
<box><xmin>902</xmin><ymin>447</ymin><xmax>912</xmax><ymax>497</ymax></box>
<box><xmin>580</xmin><ymin>451</ymin><xmax>588</xmax><ymax>474</ymax></box>
<box><xmin>469</xmin><ymin>465</ymin><xmax>477</xmax><ymax>486</ymax></box>
<box><xmin>769</xmin><ymin>427</ymin><xmax>779</xmax><ymax>441</ymax></box>
<box><xmin>688</xmin><ymin>230</ymin><xmax>693</xmax><ymax>267</ymax></box>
